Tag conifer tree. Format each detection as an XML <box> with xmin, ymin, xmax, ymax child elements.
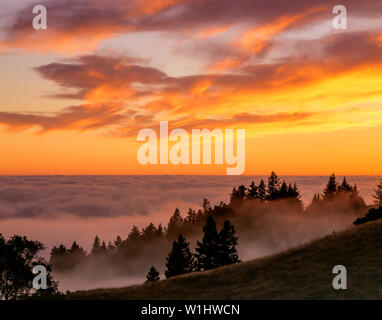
<box><xmin>114</xmin><ymin>235</ymin><xmax>122</xmax><ymax>247</ymax></box>
<box><xmin>167</xmin><ymin>208</ymin><xmax>184</xmax><ymax>239</ymax></box>
<box><xmin>156</xmin><ymin>224</ymin><xmax>164</xmax><ymax>238</ymax></box>
<box><xmin>146</xmin><ymin>266</ymin><xmax>160</xmax><ymax>283</ymax></box>
<box><xmin>217</xmin><ymin>220</ymin><xmax>240</xmax><ymax>266</ymax></box>
<box><xmin>257</xmin><ymin>179</ymin><xmax>267</xmax><ymax>200</ymax></box>
<box><xmin>91</xmin><ymin>235</ymin><xmax>101</xmax><ymax>254</ymax></box>
<box><xmin>323</xmin><ymin>173</ymin><xmax>338</xmax><ymax>201</ymax></box>
<box><xmin>186</xmin><ymin>208</ymin><xmax>197</xmax><ymax>224</ymax></box>
<box><xmin>247</xmin><ymin>181</ymin><xmax>258</xmax><ymax>199</ymax></box>
<box><xmin>267</xmin><ymin>171</ymin><xmax>280</xmax><ymax>200</ymax></box>
<box><xmin>195</xmin><ymin>216</ymin><xmax>220</xmax><ymax>271</ymax></box>
<box><xmin>202</xmin><ymin>198</ymin><xmax>212</xmax><ymax>214</ymax></box>
<box><xmin>128</xmin><ymin>226</ymin><xmax>141</xmax><ymax>241</ymax></box>
<box><xmin>230</xmin><ymin>187</ymin><xmax>239</xmax><ymax>205</ymax></box>
<box><xmin>278</xmin><ymin>181</ymin><xmax>288</xmax><ymax>198</ymax></box>
<box><xmin>340</xmin><ymin>177</ymin><xmax>352</xmax><ymax>191</ymax></box>
<box><xmin>236</xmin><ymin>185</ymin><xmax>247</xmax><ymax>200</ymax></box>
<box><xmin>165</xmin><ymin>234</ymin><xmax>195</xmax><ymax>278</ymax></box>
<box><xmin>69</xmin><ymin>241</ymin><xmax>86</xmax><ymax>260</ymax></box>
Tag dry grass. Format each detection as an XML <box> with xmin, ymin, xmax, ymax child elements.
<box><xmin>67</xmin><ymin>220</ymin><xmax>382</xmax><ymax>299</ymax></box>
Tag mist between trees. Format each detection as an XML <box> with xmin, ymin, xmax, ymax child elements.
<box><xmin>2</xmin><ymin>172</ymin><xmax>382</xmax><ymax>296</ymax></box>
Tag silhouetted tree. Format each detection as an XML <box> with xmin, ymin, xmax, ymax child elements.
<box><xmin>165</xmin><ymin>234</ymin><xmax>194</xmax><ymax>278</ymax></box>
<box><xmin>142</xmin><ymin>223</ymin><xmax>157</xmax><ymax>241</ymax></box>
<box><xmin>257</xmin><ymin>179</ymin><xmax>267</xmax><ymax>201</ymax></box>
<box><xmin>114</xmin><ymin>235</ymin><xmax>122</xmax><ymax>247</ymax></box>
<box><xmin>185</xmin><ymin>208</ymin><xmax>197</xmax><ymax>225</ymax></box>
<box><xmin>128</xmin><ymin>226</ymin><xmax>141</xmax><ymax>241</ymax></box>
<box><xmin>0</xmin><ymin>234</ymin><xmax>60</xmax><ymax>300</ymax></box>
<box><xmin>167</xmin><ymin>208</ymin><xmax>184</xmax><ymax>239</ymax></box>
<box><xmin>247</xmin><ymin>181</ymin><xmax>258</xmax><ymax>199</ymax></box>
<box><xmin>230</xmin><ymin>185</ymin><xmax>246</xmax><ymax>206</ymax></box>
<box><xmin>287</xmin><ymin>183</ymin><xmax>304</xmax><ymax>210</ymax></box>
<box><xmin>340</xmin><ymin>177</ymin><xmax>352</xmax><ymax>191</ymax></box>
<box><xmin>202</xmin><ymin>198</ymin><xmax>212</xmax><ymax>215</ymax></box>
<box><xmin>217</xmin><ymin>220</ymin><xmax>240</xmax><ymax>266</ymax></box>
<box><xmin>278</xmin><ymin>181</ymin><xmax>288</xmax><ymax>199</ymax></box>
<box><xmin>354</xmin><ymin>206</ymin><xmax>382</xmax><ymax>225</ymax></box>
<box><xmin>323</xmin><ymin>173</ymin><xmax>338</xmax><ymax>201</ymax></box>
<box><xmin>145</xmin><ymin>266</ymin><xmax>160</xmax><ymax>283</ymax></box>
<box><xmin>267</xmin><ymin>171</ymin><xmax>280</xmax><ymax>200</ymax></box>
<box><xmin>237</xmin><ymin>185</ymin><xmax>246</xmax><ymax>200</ymax></box>
<box><xmin>195</xmin><ymin>216</ymin><xmax>220</xmax><ymax>271</ymax></box>
<box><xmin>91</xmin><ymin>236</ymin><xmax>101</xmax><ymax>254</ymax></box>
<box><xmin>156</xmin><ymin>224</ymin><xmax>164</xmax><ymax>238</ymax></box>
<box><xmin>69</xmin><ymin>241</ymin><xmax>86</xmax><ymax>262</ymax></box>
<box><xmin>230</xmin><ymin>187</ymin><xmax>239</xmax><ymax>205</ymax></box>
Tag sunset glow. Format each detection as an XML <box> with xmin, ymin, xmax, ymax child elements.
<box><xmin>1</xmin><ymin>0</ymin><xmax>382</xmax><ymax>175</ymax></box>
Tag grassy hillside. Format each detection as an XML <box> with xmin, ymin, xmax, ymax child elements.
<box><xmin>67</xmin><ymin>220</ymin><xmax>382</xmax><ymax>299</ymax></box>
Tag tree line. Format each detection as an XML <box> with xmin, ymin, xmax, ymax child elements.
<box><xmin>49</xmin><ymin>172</ymin><xmax>371</xmax><ymax>275</ymax></box>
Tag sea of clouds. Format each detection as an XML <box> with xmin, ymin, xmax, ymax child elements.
<box><xmin>0</xmin><ymin>175</ymin><xmax>380</xmax><ymax>251</ymax></box>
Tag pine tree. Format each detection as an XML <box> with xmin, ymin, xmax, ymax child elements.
<box><xmin>156</xmin><ymin>224</ymin><xmax>164</xmax><ymax>238</ymax></box>
<box><xmin>185</xmin><ymin>208</ymin><xmax>197</xmax><ymax>224</ymax></box>
<box><xmin>142</xmin><ymin>223</ymin><xmax>157</xmax><ymax>241</ymax></box>
<box><xmin>217</xmin><ymin>220</ymin><xmax>240</xmax><ymax>266</ymax></box>
<box><xmin>340</xmin><ymin>177</ymin><xmax>352</xmax><ymax>191</ymax></box>
<box><xmin>165</xmin><ymin>234</ymin><xmax>195</xmax><ymax>278</ymax></box>
<box><xmin>202</xmin><ymin>198</ymin><xmax>212</xmax><ymax>215</ymax></box>
<box><xmin>257</xmin><ymin>179</ymin><xmax>266</xmax><ymax>200</ymax></box>
<box><xmin>230</xmin><ymin>187</ymin><xmax>239</xmax><ymax>205</ymax></box>
<box><xmin>373</xmin><ymin>179</ymin><xmax>382</xmax><ymax>206</ymax></box>
<box><xmin>114</xmin><ymin>235</ymin><xmax>122</xmax><ymax>247</ymax></box>
<box><xmin>267</xmin><ymin>171</ymin><xmax>280</xmax><ymax>200</ymax></box>
<box><xmin>195</xmin><ymin>216</ymin><xmax>220</xmax><ymax>271</ymax></box>
<box><xmin>288</xmin><ymin>183</ymin><xmax>304</xmax><ymax>210</ymax></box>
<box><xmin>128</xmin><ymin>226</ymin><xmax>141</xmax><ymax>241</ymax></box>
<box><xmin>236</xmin><ymin>185</ymin><xmax>246</xmax><ymax>200</ymax></box>
<box><xmin>278</xmin><ymin>181</ymin><xmax>288</xmax><ymax>198</ymax></box>
<box><xmin>323</xmin><ymin>173</ymin><xmax>338</xmax><ymax>201</ymax></box>
<box><xmin>167</xmin><ymin>208</ymin><xmax>183</xmax><ymax>239</ymax></box>
<box><xmin>91</xmin><ymin>235</ymin><xmax>101</xmax><ymax>254</ymax></box>
<box><xmin>69</xmin><ymin>241</ymin><xmax>86</xmax><ymax>260</ymax></box>
<box><xmin>145</xmin><ymin>266</ymin><xmax>160</xmax><ymax>283</ymax></box>
<box><xmin>247</xmin><ymin>181</ymin><xmax>258</xmax><ymax>199</ymax></box>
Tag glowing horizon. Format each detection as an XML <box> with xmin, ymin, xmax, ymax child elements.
<box><xmin>1</xmin><ymin>0</ymin><xmax>382</xmax><ymax>175</ymax></box>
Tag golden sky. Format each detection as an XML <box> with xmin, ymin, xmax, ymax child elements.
<box><xmin>1</xmin><ymin>0</ymin><xmax>382</xmax><ymax>175</ymax></box>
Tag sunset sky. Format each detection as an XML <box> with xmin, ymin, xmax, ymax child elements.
<box><xmin>1</xmin><ymin>0</ymin><xmax>382</xmax><ymax>175</ymax></box>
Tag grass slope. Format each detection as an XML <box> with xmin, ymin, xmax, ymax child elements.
<box><xmin>67</xmin><ymin>220</ymin><xmax>382</xmax><ymax>299</ymax></box>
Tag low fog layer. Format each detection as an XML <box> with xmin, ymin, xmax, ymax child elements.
<box><xmin>0</xmin><ymin>175</ymin><xmax>379</xmax><ymax>292</ymax></box>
